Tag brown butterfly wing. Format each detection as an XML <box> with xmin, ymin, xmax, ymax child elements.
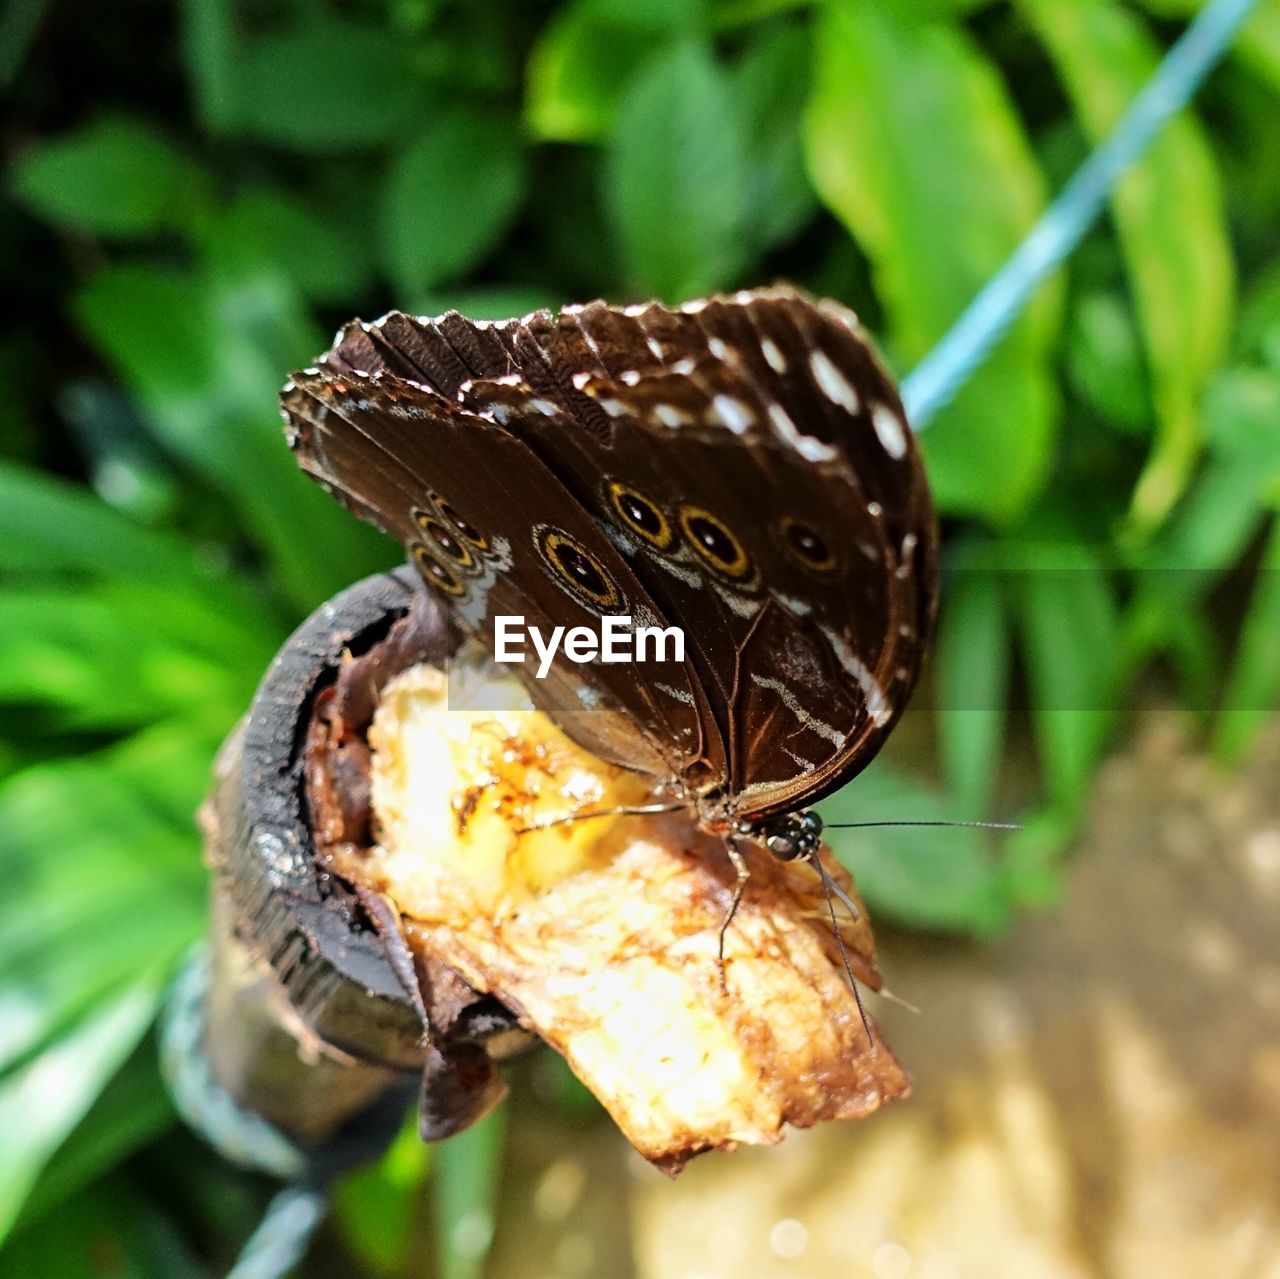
<box><xmin>281</xmin><ymin>356</ymin><xmax>722</xmax><ymax>789</ymax></box>
<box><xmin>443</xmin><ymin>290</ymin><xmax>937</xmax><ymax>819</ymax></box>
<box><xmin>287</xmin><ymin>288</ymin><xmax>937</xmax><ymax>820</ymax></box>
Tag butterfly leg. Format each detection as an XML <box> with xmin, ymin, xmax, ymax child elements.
<box><xmin>716</xmin><ymin>836</ymin><xmax>750</xmax><ymax>993</ymax></box>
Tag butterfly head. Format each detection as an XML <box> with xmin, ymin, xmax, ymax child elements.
<box><xmin>749</xmin><ymin>809</ymin><xmax>824</xmax><ymax>862</ymax></box>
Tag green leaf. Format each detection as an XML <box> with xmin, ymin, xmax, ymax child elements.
<box><xmin>179</xmin><ymin>0</ymin><xmax>239</xmax><ymax>133</ymax></box>
<box><xmin>1065</xmin><ymin>289</ymin><xmax>1152</xmax><ymax>434</ymax></box>
<box><xmin>733</xmin><ymin>25</ymin><xmax>819</xmax><ymax>253</ymax></box>
<box><xmin>711</xmin><ymin>0</ymin><xmax>813</xmax><ymax>27</ymax></box>
<box><xmin>606</xmin><ymin>41</ymin><xmax>749</xmax><ymax>299</ymax></box>
<box><xmin>217</xmin><ymin>191</ymin><xmax>375</xmax><ymax>305</ymax></box>
<box><xmin>582</xmin><ymin>0</ymin><xmax>706</xmax><ymax>28</ymax></box>
<box><xmin>525</xmin><ymin>0</ymin><xmax>705</xmax><ymax>143</ymax></box>
<box><xmin>0</xmin><ymin>582</ymin><xmax>270</xmax><ymax>730</ymax></box>
<box><xmin>935</xmin><ymin>555</ymin><xmax>1010</xmax><ymax>816</ymax></box>
<box><xmin>0</xmin><ymin>725</ymin><xmax>212</xmax><ymax>1078</ymax></box>
<box><xmin>1021</xmin><ymin>0</ymin><xmax>1234</xmax><ymax>536</ymax></box>
<box><xmin>9</xmin><ymin>117</ymin><xmax>208</xmax><ymax>238</ymax></box>
<box><xmin>0</xmin><ymin>982</ymin><xmax>163</xmax><ymax>1243</ymax></box>
<box><xmin>238</xmin><ymin>21</ymin><xmax>426</xmax><ymax>151</ymax></box>
<box><xmin>2</xmin><ymin>1176</ymin><xmax>204</xmax><ymax>1278</ymax></box>
<box><xmin>432</xmin><ymin>1107</ymin><xmax>505</xmax><ymax>1279</ymax></box>
<box><xmin>381</xmin><ymin>111</ymin><xmax>526</xmax><ymax>295</ymax></box>
<box><xmin>0</xmin><ymin>462</ymin><xmax>207</xmax><ymax>586</ymax></box>
<box><xmin>805</xmin><ymin>2</ymin><xmax>1060</xmax><ymax>522</ymax></box>
<box><xmin>335</xmin><ymin>1116</ymin><xmax>431</xmax><ymax>1277</ymax></box>
<box><xmin>1237</xmin><ymin>0</ymin><xmax>1280</xmax><ymax>94</ymax></box>
<box><xmin>1123</xmin><ymin>360</ymin><xmax>1280</xmax><ymax>682</ymax></box>
<box><xmin>1141</xmin><ymin>455</ymin><xmax>1267</xmax><ymax>573</ymax></box>
<box><xmin>821</xmin><ymin>762</ymin><xmax>1011</xmax><ymax>934</ymax></box>
<box><xmin>1214</xmin><ymin>516</ymin><xmax>1280</xmax><ymax>763</ymax></box>
<box><xmin>526</xmin><ymin>4</ymin><xmax>663</xmax><ymax>142</ymax></box>
<box><xmin>1001</xmin><ymin>805</ymin><xmax>1074</xmax><ymax>908</ymax></box>
<box><xmin>0</xmin><ymin>0</ymin><xmax>51</xmax><ymax>88</ymax></box>
<box><xmin>75</xmin><ymin>263</ymin><xmax>392</xmax><ymax>609</ymax></box>
<box><xmin>1237</xmin><ymin>257</ymin><xmax>1280</xmax><ymax>370</ymax></box>
<box><xmin>1204</xmin><ymin>364</ymin><xmax>1280</xmax><ymax>488</ymax></box>
<box><xmin>13</xmin><ymin>1050</ymin><xmax>174</xmax><ymax>1236</ymax></box>
<box><xmin>1015</xmin><ymin>542</ymin><xmax>1119</xmax><ymax>810</ymax></box>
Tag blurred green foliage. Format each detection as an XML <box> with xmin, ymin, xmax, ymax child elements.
<box><xmin>1</xmin><ymin>0</ymin><xmax>1278</xmax><ymax>1272</ymax></box>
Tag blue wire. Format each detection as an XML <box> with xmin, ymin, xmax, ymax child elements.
<box><xmin>159</xmin><ymin>948</ymin><xmax>308</xmax><ymax>1180</ymax></box>
<box><xmin>901</xmin><ymin>0</ymin><xmax>1261</xmax><ymax>431</ymax></box>
<box><xmin>228</xmin><ymin>1184</ymin><xmax>330</xmax><ymax>1279</ymax></box>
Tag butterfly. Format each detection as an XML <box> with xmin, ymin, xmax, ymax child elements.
<box><xmin>281</xmin><ymin>286</ymin><xmax>939</xmax><ymax>985</ymax></box>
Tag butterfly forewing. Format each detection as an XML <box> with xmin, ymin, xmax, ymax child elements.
<box><xmin>282</xmin><ymin>367</ymin><xmax>719</xmax><ymax>786</ymax></box>
<box><xmin>281</xmin><ymin>287</ymin><xmax>937</xmax><ymax>823</ymax></box>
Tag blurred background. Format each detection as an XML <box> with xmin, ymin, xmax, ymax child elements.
<box><xmin>2</xmin><ymin>0</ymin><xmax>1279</xmax><ymax>1275</ymax></box>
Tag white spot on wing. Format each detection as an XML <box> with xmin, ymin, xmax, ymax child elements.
<box><xmin>751</xmin><ymin>674</ymin><xmax>847</xmax><ymax>748</ymax></box>
<box><xmin>761</xmin><ymin>338</ymin><xmax>787</xmax><ymax>373</ymax></box>
<box><xmin>387</xmin><ymin>400</ymin><xmax>429</xmax><ymax>419</ymax></box>
<box><xmin>711</xmin><ymin>394</ymin><xmax>754</xmax><ymax>434</ymax></box>
<box><xmin>530</xmin><ymin>398</ymin><xmax>559</xmax><ymax>416</ymax></box>
<box><xmin>708</xmin><ymin>336</ymin><xmax>730</xmax><ymax>360</ymax></box>
<box><xmin>810</xmin><ymin>349</ymin><xmax>861</xmax><ymax>414</ymax></box>
<box><xmin>711</xmin><ymin>581</ymin><xmax>761</xmax><ymax>618</ymax></box>
<box><xmin>817</xmin><ymin>299</ymin><xmax>860</xmax><ymax>330</ymax></box>
<box><xmin>655</xmin><ymin>682</ymin><xmax>694</xmax><ymax>707</ymax></box>
<box><xmin>768</xmin><ymin>402</ymin><xmax>838</xmax><ymax>463</ymax></box>
<box><xmin>654</xmin><ymin>403</ymin><xmax>692</xmax><ymax>428</ymax></box>
<box><xmin>775</xmin><ymin>593</ymin><xmax>813</xmax><ymax>617</ymax></box>
<box><xmin>657</xmin><ymin>558</ymin><xmax>702</xmax><ymax>587</ymax></box>
<box><xmin>454</xmin><ymin>536</ymin><xmax>512</xmax><ymax>631</ymax></box>
<box><xmin>872</xmin><ymin>401</ymin><xmax>908</xmax><ymax>458</ymax></box>
<box><xmin>820</xmin><ymin>625</ymin><xmax>891</xmax><ymax>727</ymax></box>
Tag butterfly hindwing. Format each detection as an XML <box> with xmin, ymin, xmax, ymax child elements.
<box><xmin>457</xmin><ymin>292</ymin><xmax>937</xmax><ymax>817</ymax></box>
<box><xmin>282</xmin><ymin>287</ymin><xmax>937</xmax><ymax>821</ymax></box>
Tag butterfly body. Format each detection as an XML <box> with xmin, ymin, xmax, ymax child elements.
<box><xmin>282</xmin><ymin>287</ymin><xmax>938</xmax><ymax>862</ymax></box>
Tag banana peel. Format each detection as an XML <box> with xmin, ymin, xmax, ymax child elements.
<box><xmin>324</xmin><ymin>662</ymin><xmax>909</xmax><ymax>1173</ymax></box>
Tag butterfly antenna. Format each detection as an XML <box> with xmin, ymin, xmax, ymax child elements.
<box><xmin>825</xmin><ymin>820</ymin><xmax>1022</xmax><ymax>831</ymax></box>
<box><xmin>809</xmin><ymin>852</ymin><xmax>875</xmax><ymax>1050</ymax></box>
<box><xmin>516</xmin><ymin>802</ymin><xmax>684</xmax><ymax>835</ymax></box>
